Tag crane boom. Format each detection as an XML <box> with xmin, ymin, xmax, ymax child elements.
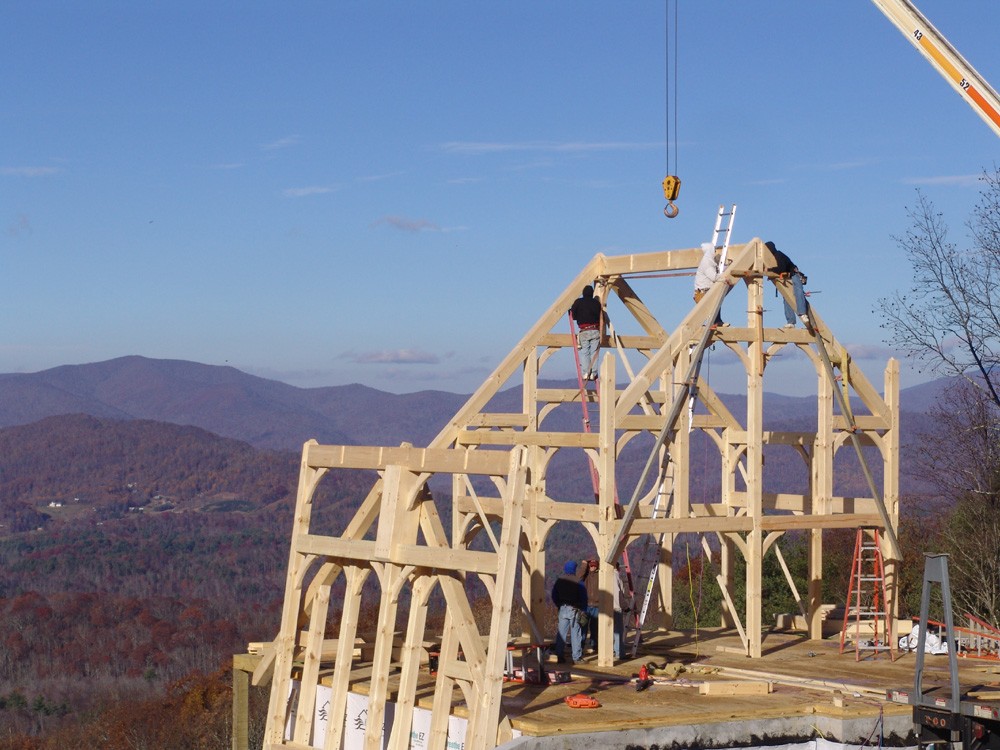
<box><xmin>871</xmin><ymin>0</ymin><xmax>1000</xmax><ymax>137</ymax></box>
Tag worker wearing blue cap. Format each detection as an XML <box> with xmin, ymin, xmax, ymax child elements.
<box><xmin>551</xmin><ymin>560</ymin><xmax>587</xmax><ymax>663</ymax></box>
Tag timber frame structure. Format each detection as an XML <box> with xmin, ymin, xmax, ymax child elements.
<box><xmin>260</xmin><ymin>238</ymin><xmax>900</xmax><ymax>750</ymax></box>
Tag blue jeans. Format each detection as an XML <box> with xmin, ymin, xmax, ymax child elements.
<box><xmin>556</xmin><ymin>605</ymin><xmax>584</xmax><ymax>661</ymax></box>
<box><xmin>783</xmin><ymin>273</ymin><xmax>808</xmax><ymax>324</ymax></box>
<box><xmin>613</xmin><ymin>609</ymin><xmax>624</xmax><ymax>659</ymax></box>
<box><xmin>577</xmin><ymin>329</ymin><xmax>600</xmax><ymax>378</ymax></box>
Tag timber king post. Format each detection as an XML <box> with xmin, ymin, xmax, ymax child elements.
<box><xmin>258</xmin><ymin>238</ymin><xmax>900</xmax><ymax>750</ymax></box>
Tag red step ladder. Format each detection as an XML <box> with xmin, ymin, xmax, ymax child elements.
<box><xmin>839</xmin><ymin>527</ymin><xmax>895</xmax><ymax>661</ymax></box>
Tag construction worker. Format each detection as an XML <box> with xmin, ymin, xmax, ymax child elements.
<box><xmin>579</xmin><ymin>559</ymin><xmax>600</xmax><ymax>652</ymax></box>
<box><xmin>693</xmin><ymin>242</ymin><xmax>727</xmax><ymax>327</ymax></box>
<box><xmin>551</xmin><ymin>560</ymin><xmax>587</xmax><ymax>664</ymax></box>
<box><xmin>765</xmin><ymin>240</ymin><xmax>810</xmax><ymax>329</ymax></box>
<box><xmin>570</xmin><ymin>285</ymin><xmax>604</xmax><ymax>381</ymax></box>
<box><xmin>612</xmin><ymin>563</ymin><xmax>630</xmax><ymax>661</ymax></box>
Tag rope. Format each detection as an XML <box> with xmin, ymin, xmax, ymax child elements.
<box><xmin>664</xmin><ymin>0</ymin><xmax>679</xmax><ymax>176</ymax></box>
<box><xmin>686</xmin><ymin>540</ymin><xmax>701</xmax><ymax>659</ymax></box>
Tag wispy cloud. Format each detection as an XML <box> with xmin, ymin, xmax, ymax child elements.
<box><xmin>901</xmin><ymin>174</ymin><xmax>983</xmax><ymax>187</ymax></box>
<box><xmin>2</xmin><ymin>166</ymin><xmax>59</xmax><ymax>177</ymax></box>
<box><xmin>347</xmin><ymin>349</ymin><xmax>440</xmax><ymax>365</ymax></box>
<box><xmin>371</xmin><ymin>215</ymin><xmax>442</xmax><ymax>233</ymax></box>
<box><xmin>822</xmin><ymin>160</ymin><xmax>871</xmax><ymax>171</ymax></box>
<box><xmin>261</xmin><ymin>135</ymin><xmax>301</xmax><ymax>151</ymax></box>
<box><xmin>505</xmin><ymin>158</ymin><xmax>556</xmax><ymax>172</ymax></box>
<box><xmin>447</xmin><ymin>176</ymin><xmax>485</xmax><ymax>185</ymax></box>
<box><xmin>846</xmin><ymin>342</ymin><xmax>901</xmax><ymax>360</ymax></box>
<box><xmin>358</xmin><ymin>171</ymin><xmax>405</xmax><ymax>183</ymax></box>
<box><xmin>792</xmin><ymin>159</ymin><xmax>873</xmax><ymax>173</ymax></box>
<box><xmin>439</xmin><ymin>140</ymin><xmax>660</xmax><ymax>155</ymax></box>
<box><xmin>283</xmin><ymin>185</ymin><xmax>336</xmax><ymax>198</ymax></box>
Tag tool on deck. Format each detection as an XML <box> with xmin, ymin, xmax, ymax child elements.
<box><xmin>564</xmin><ymin>693</ymin><xmax>601</xmax><ymax>709</ymax></box>
<box><xmin>635</xmin><ymin>663</ymin><xmax>654</xmax><ymax>692</ymax></box>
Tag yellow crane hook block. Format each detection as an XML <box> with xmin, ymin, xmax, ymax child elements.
<box><xmin>662</xmin><ymin>175</ymin><xmax>681</xmax><ymax>218</ymax></box>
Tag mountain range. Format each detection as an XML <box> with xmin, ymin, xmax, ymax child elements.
<box><xmin>0</xmin><ymin>355</ymin><xmax>946</xmax><ymax>453</ymax></box>
<box><xmin>0</xmin><ymin>355</ymin><xmax>951</xmax><ymax>744</ymax></box>
<box><xmin>0</xmin><ymin>356</ymin><xmax>467</xmax><ymax>451</ymax></box>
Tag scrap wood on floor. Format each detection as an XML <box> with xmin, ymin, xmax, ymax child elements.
<box><xmin>690</xmin><ymin>663</ymin><xmax>887</xmax><ymax>698</ymax></box>
<box><xmin>697</xmin><ymin>680</ymin><xmax>773</xmax><ymax>696</ymax></box>
<box><xmin>566</xmin><ymin>666</ymin><xmax>697</xmax><ymax>690</ymax></box>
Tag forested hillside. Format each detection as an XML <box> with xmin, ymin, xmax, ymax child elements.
<box><xmin>0</xmin><ymin>361</ymin><xmax>949</xmax><ymax>749</ymax></box>
<box><xmin>0</xmin><ymin>414</ymin><xmax>377</xmax><ymax>748</ymax></box>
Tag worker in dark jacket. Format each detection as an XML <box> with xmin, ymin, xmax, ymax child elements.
<box><xmin>579</xmin><ymin>559</ymin><xmax>600</xmax><ymax>652</ymax></box>
<box><xmin>570</xmin><ymin>285</ymin><xmax>604</xmax><ymax>381</ymax></box>
<box><xmin>765</xmin><ymin>240</ymin><xmax>810</xmax><ymax>329</ymax></box>
<box><xmin>551</xmin><ymin>560</ymin><xmax>587</xmax><ymax>663</ymax></box>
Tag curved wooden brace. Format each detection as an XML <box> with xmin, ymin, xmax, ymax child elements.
<box><xmin>538</xmin><ymin>401</ymin><xmax>560</xmax><ymax>425</ymax></box>
<box><xmin>703</xmin><ymin>428</ymin><xmax>724</xmax><ymax>452</ymax></box>
<box><xmin>535</xmin><ymin>518</ymin><xmax>559</xmax><ymax>549</ymax></box>
<box><xmin>538</xmin><ymin>345</ymin><xmax>560</xmax><ymax>369</ymax></box>
<box><xmin>616</xmin><ymin>430</ymin><xmax>643</xmax><ymax>454</ymax></box>
<box><xmin>794</xmin><ymin>443</ymin><xmax>811</xmax><ymax>467</ymax></box>
<box><xmin>723</xmin><ymin>340</ymin><xmax>752</xmax><ymax>371</ymax></box>
<box><xmin>582</xmin><ymin>521</ymin><xmax>601</xmax><ymax>551</ymax></box>
<box><xmin>293</xmin><ymin>553</ymin><xmax>320</xmax><ymax>590</ymax></box>
<box><xmin>723</xmin><ymin>529</ymin><xmax>749</xmax><ymax>559</ymax></box>
<box><xmin>763</xmin><ymin>529</ymin><xmax>784</xmax><ymax>555</ymax></box>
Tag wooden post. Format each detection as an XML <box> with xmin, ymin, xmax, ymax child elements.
<box><xmin>597</xmin><ymin>355</ymin><xmax>616</xmax><ymax>666</ymax></box>
<box><xmin>232</xmin><ymin>657</ymin><xmax>250</xmax><ymax>750</ymax></box>
<box><xmin>745</xmin><ymin>264</ymin><xmax>765</xmax><ymax>658</ymax></box>
<box><xmin>809</xmin><ymin>340</ymin><xmax>834</xmax><ymax>640</ymax></box>
<box><xmin>883</xmin><ymin>359</ymin><xmax>901</xmax><ymax>640</ymax></box>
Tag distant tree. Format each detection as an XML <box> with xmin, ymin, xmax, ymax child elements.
<box><xmin>878</xmin><ymin>168</ymin><xmax>1000</xmax><ymax>407</ymax></box>
<box><xmin>922</xmin><ymin>384</ymin><xmax>1000</xmax><ymax>628</ymax></box>
<box><xmin>879</xmin><ymin>174</ymin><xmax>1000</xmax><ymax>627</ymax></box>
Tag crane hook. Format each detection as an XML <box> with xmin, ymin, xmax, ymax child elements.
<box><xmin>662</xmin><ymin>175</ymin><xmax>681</xmax><ymax>219</ymax></box>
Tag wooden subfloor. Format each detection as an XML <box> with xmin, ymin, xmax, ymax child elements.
<box><xmin>332</xmin><ymin>628</ymin><xmax>1000</xmax><ymax>741</ymax></box>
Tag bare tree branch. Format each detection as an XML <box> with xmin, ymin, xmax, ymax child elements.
<box><xmin>878</xmin><ymin>174</ymin><xmax>1000</xmax><ymax>407</ymax></box>
<box><xmin>887</xmin><ymin>170</ymin><xmax>1000</xmax><ymax>627</ymax></box>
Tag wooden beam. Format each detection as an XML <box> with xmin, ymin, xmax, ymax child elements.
<box><xmin>305</xmin><ymin>444</ymin><xmax>511</xmax><ymax>476</ymax></box>
<box><xmin>536</xmin><ymin>333</ymin><xmax>663</xmax><ymax>349</ymax></box>
<box><xmin>698</xmin><ymin>680</ymin><xmax>773</xmax><ymax>696</ymax></box>
<box><xmin>295</xmin><ymin>534</ymin><xmax>500</xmax><ymax>575</ymax></box>
<box><xmin>455</xmin><ymin>430</ymin><xmax>599</xmax><ymax>448</ymax></box>
<box><xmin>627</xmin><ymin>516</ymin><xmax>753</xmax><ymax>535</ymax></box>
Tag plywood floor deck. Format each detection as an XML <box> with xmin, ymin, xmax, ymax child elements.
<box><xmin>332</xmin><ymin>628</ymin><xmax>1000</xmax><ymax>743</ymax></box>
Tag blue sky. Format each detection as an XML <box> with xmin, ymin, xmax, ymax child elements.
<box><xmin>3</xmin><ymin>1</ymin><xmax>999</xmax><ymax>397</ymax></box>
